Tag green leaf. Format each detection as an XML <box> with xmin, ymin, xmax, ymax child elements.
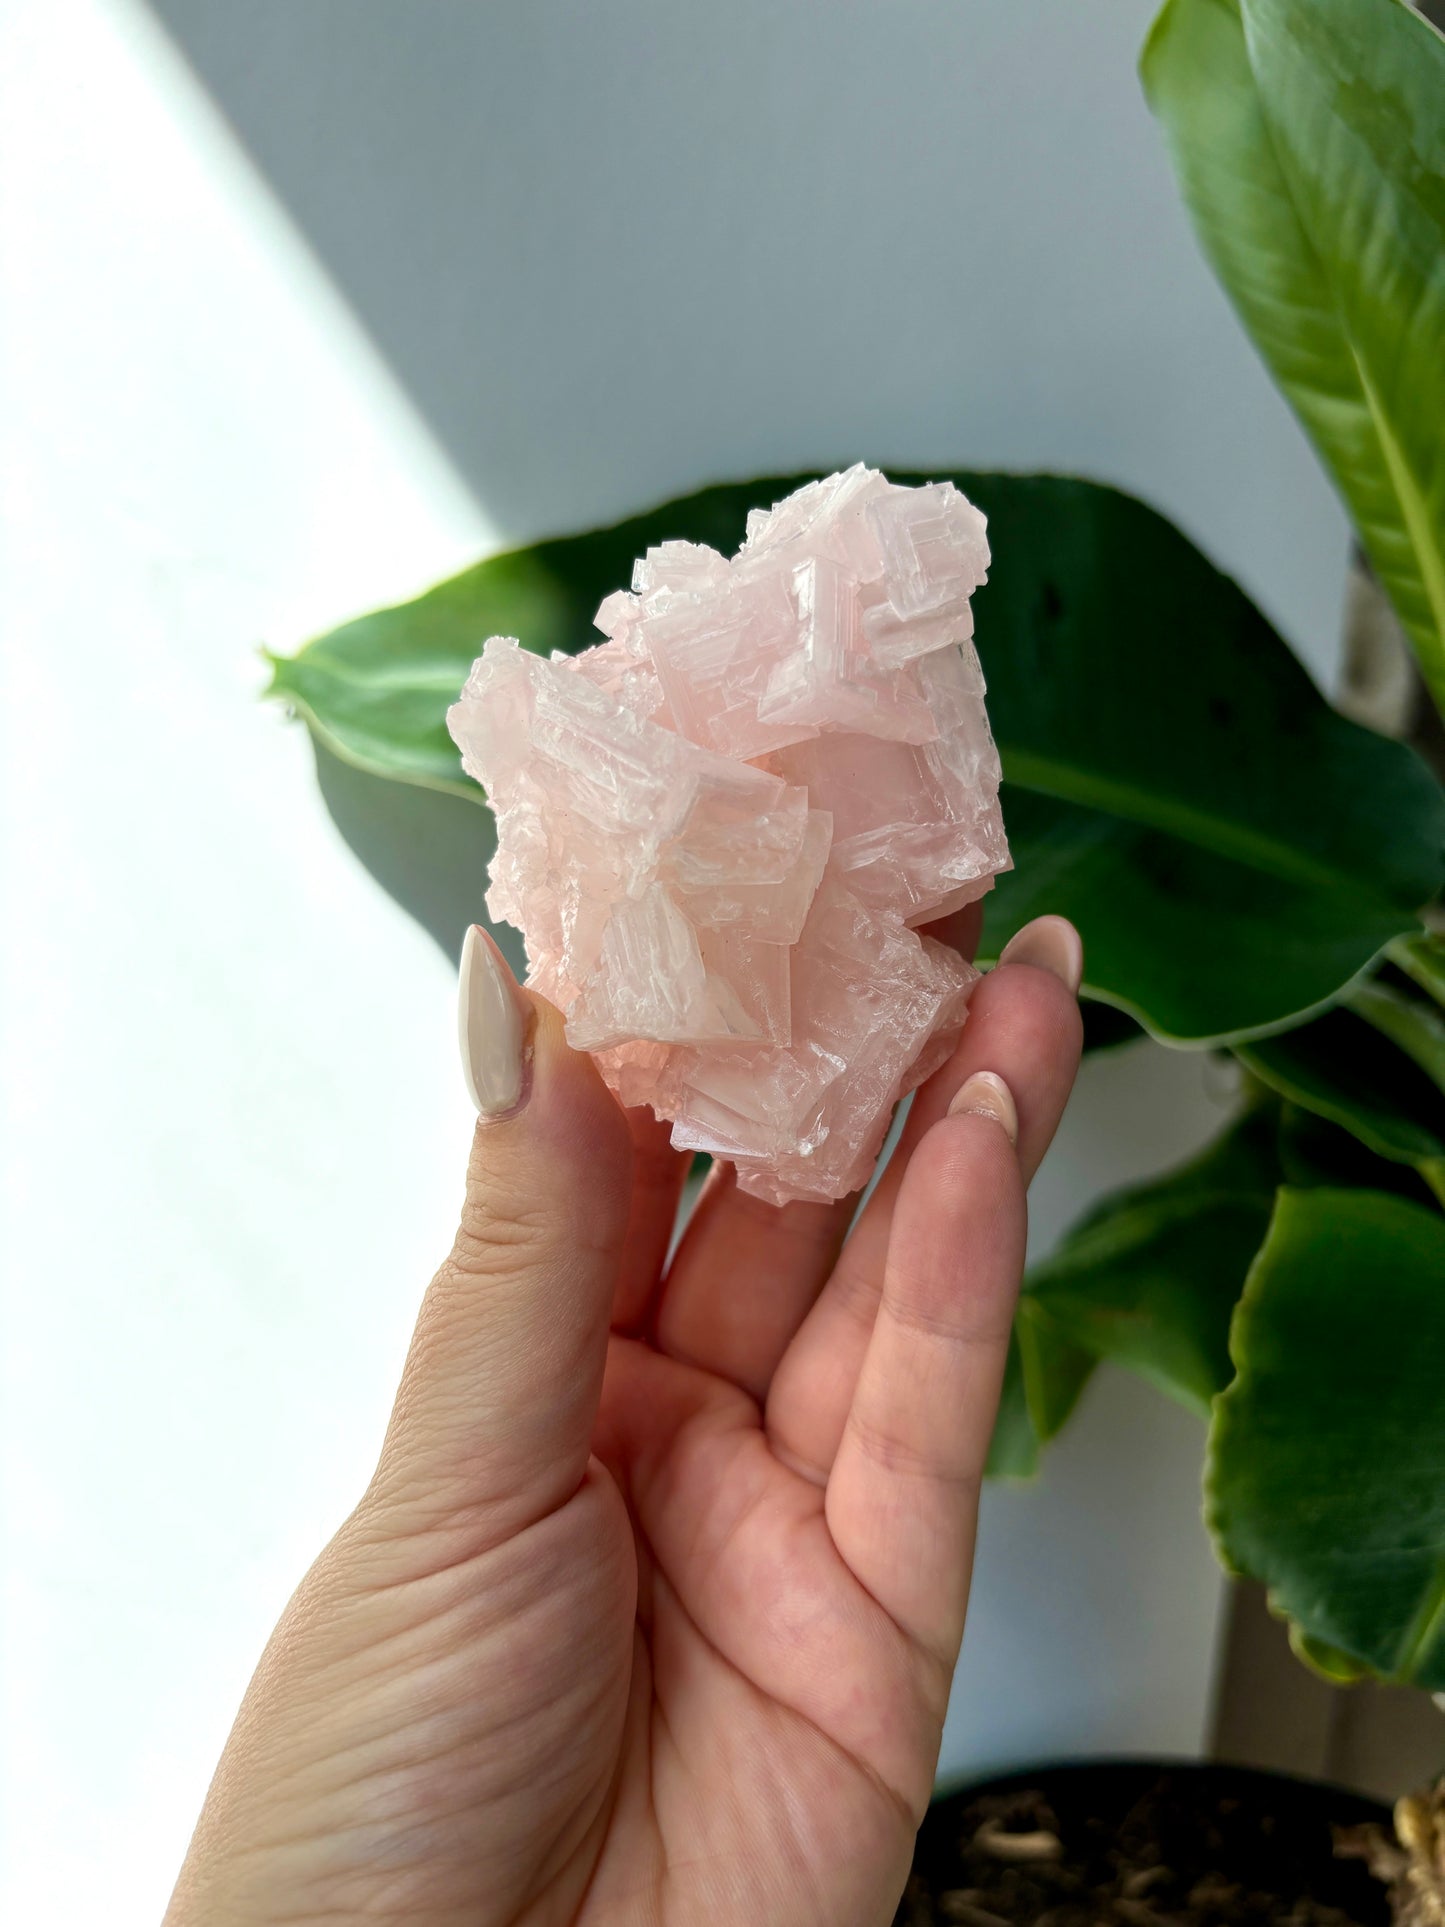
<box><xmin>1351</xmin><ymin>979</ymin><xmax>1445</xmax><ymax>1200</ymax></box>
<box><xmin>1015</xmin><ymin>1301</ymin><xmax>1099</xmax><ymax>1444</ymax></box>
<box><xmin>266</xmin><ymin>483</ymin><xmax>803</xmax><ymax>799</ymax></box>
<box><xmin>985</xmin><ymin>1332</ymin><xmax>1042</xmax><ymax>1481</ymax></box>
<box><xmin>1079</xmin><ymin>1001</ymin><xmax>1145</xmax><ymax>1054</ymax></box>
<box><xmin>1352</xmin><ymin>979</ymin><xmax>1445</xmax><ymax>1092</ymax></box>
<box><xmin>1142</xmin><ymin>0</ymin><xmax>1445</xmax><ymax>713</ymax></box>
<box><xmin>269</xmin><ymin>472</ymin><xmax>1444</xmax><ymax>1043</ymax></box>
<box><xmin>953</xmin><ymin>476</ymin><xmax>1441</xmax><ymax>1030</ymax></box>
<box><xmin>1023</xmin><ymin>1104</ymin><xmax>1280</xmax><ymax>1415</ymax></box>
<box><xmin>1389</xmin><ymin>933</ymin><xmax>1445</xmax><ymax>1010</ymax></box>
<box><xmin>980</xmin><ymin>785</ymin><xmax>1432</xmax><ymax>1047</ymax></box>
<box><xmin>1290</xmin><ymin>1628</ymin><xmax>1372</xmax><ymax>1686</ymax></box>
<box><xmin>1208</xmin><ymin>1187</ymin><xmax>1445</xmax><ymax>1687</ymax></box>
<box><xmin>1237</xmin><ymin>1003</ymin><xmax>1445</xmax><ymax>1167</ymax></box>
<box><xmin>1276</xmin><ymin>1100</ymin><xmax>1440</xmax><ymax>1208</ymax></box>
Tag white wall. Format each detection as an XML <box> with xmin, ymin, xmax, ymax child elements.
<box><xmin>148</xmin><ymin>0</ymin><xmax>1349</xmax><ymax>683</ymax></box>
<box><xmin>2</xmin><ymin>1</ymin><xmax>1344</xmax><ymax>1920</ymax></box>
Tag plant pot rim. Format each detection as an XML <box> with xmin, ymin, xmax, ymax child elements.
<box><xmin>930</xmin><ymin>1755</ymin><xmax>1390</xmax><ymax>1818</ymax></box>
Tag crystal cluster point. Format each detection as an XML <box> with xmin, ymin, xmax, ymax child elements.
<box><xmin>447</xmin><ymin>467</ymin><xmax>1010</xmax><ymax>1204</ymax></box>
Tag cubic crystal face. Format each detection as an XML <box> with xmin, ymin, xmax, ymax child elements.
<box><xmin>447</xmin><ymin>467</ymin><xmax>1010</xmax><ymax>1205</ymax></box>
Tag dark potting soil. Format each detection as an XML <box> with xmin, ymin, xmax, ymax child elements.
<box><xmin>897</xmin><ymin>1762</ymin><xmax>1392</xmax><ymax>1927</ymax></box>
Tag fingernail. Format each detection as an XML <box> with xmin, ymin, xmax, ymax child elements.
<box><xmin>999</xmin><ymin>914</ymin><xmax>1083</xmax><ymax>995</ymax></box>
<box><xmin>947</xmin><ymin>1070</ymin><xmax>1018</xmax><ymax>1143</ymax></box>
<box><xmin>458</xmin><ymin>926</ymin><xmax>531</xmax><ymax>1117</ymax></box>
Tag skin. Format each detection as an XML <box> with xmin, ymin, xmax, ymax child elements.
<box><xmin>166</xmin><ymin>913</ymin><xmax>1082</xmax><ymax>1927</ymax></box>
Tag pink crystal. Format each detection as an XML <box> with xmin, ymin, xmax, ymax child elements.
<box><xmin>447</xmin><ymin>467</ymin><xmax>1010</xmax><ymax>1205</ymax></box>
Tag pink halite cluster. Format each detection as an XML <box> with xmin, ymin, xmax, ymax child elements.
<box><xmin>446</xmin><ymin>466</ymin><xmax>1010</xmax><ymax>1205</ymax></box>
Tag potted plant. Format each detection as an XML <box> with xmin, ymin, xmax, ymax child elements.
<box><xmin>911</xmin><ymin>2</ymin><xmax>1445</xmax><ymax>1916</ymax></box>
<box><xmin>265</xmin><ymin>0</ymin><xmax>1444</xmax><ymax>1915</ymax></box>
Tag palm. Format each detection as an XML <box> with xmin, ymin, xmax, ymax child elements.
<box><xmin>574</xmin><ymin>1333</ymin><xmax>941</xmax><ymax>1923</ymax></box>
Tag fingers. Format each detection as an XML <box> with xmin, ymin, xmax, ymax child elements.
<box><xmin>767</xmin><ymin>917</ymin><xmax>1083</xmax><ymax>1481</ymax></box>
<box><xmin>366</xmin><ymin>929</ymin><xmax>633</xmax><ymax>1551</ymax></box>
<box><xmin>825</xmin><ymin>1087</ymin><xmax>1026</xmax><ymax>1672</ymax></box>
<box><xmin>651</xmin><ymin>1164</ymin><xmax>854</xmax><ymax>1398</ymax></box>
<box><xmin>646</xmin><ymin>901</ymin><xmax>982</xmax><ymax>1401</ymax></box>
<box><xmin>871</xmin><ymin>917</ymin><xmax>1082</xmax><ymax>1208</ymax></box>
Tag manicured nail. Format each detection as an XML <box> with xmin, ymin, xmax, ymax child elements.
<box><xmin>458</xmin><ymin>926</ymin><xmax>530</xmax><ymax>1117</ymax></box>
<box><xmin>947</xmin><ymin>1070</ymin><xmax>1018</xmax><ymax>1143</ymax></box>
<box><xmin>999</xmin><ymin>914</ymin><xmax>1083</xmax><ymax>995</ymax></box>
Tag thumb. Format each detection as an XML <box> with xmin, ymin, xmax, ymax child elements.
<box><xmin>366</xmin><ymin>926</ymin><xmax>634</xmax><ymax>1549</ymax></box>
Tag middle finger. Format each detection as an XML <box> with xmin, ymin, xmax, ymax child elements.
<box><xmin>766</xmin><ymin>924</ymin><xmax>1083</xmax><ymax>1482</ymax></box>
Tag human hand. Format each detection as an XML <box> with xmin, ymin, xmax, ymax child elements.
<box><xmin>166</xmin><ymin>910</ymin><xmax>1082</xmax><ymax>1927</ymax></box>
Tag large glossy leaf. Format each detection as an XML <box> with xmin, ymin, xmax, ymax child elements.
<box><xmin>268</xmin><ymin>484</ymin><xmax>791</xmax><ymax>801</ymax></box>
<box><xmin>1142</xmin><ymin>0</ymin><xmax>1445</xmax><ymax>712</ymax></box>
<box><xmin>1208</xmin><ymin>1187</ymin><xmax>1445</xmax><ymax>1686</ymax></box>
<box><xmin>269</xmin><ymin>472</ymin><xmax>1444</xmax><ymax>1043</ymax></box>
<box><xmin>984</xmin><ymin>785</ymin><xmax>1432</xmax><ymax>1046</ymax></box>
<box><xmin>1022</xmin><ymin>1104</ymin><xmax>1280</xmax><ymax>1415</ymax></box>
<box><xmin>1236</xmin><ymin>1002</ymin><xmax>1445</xmax><ymax>1182</ymax></box>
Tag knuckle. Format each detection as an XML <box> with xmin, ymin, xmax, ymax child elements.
<box><xmin>848</xmin><ymin>1408</ymin><xmax>980</xmax><ymax>1499</ymax></box>
<box><xmin>883</xmin><ymin>1266</ymin><xmax>1017</xmax><ymax>1352</ymax></box>
<box><xmin>884</xmin><ymin>1291</ymin><xmax>972</xmax><ymax>1346</ymax></box>
<box><xmin>828</xmin><ymin>1253</ymin><xmax>885</xmax><ymax>1333</ymax></box>
<box><xmin>450</xmin><ymin>1192</ymin><xmax>557</xmax><ymax>1275</ymax></box>
<box><xmin>445</xmin><ymin>1182</ymin><xmax>626</xmax><ymax>1291</ymax></box>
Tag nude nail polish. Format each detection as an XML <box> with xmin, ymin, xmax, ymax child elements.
<box><xmin>458</xmin><ymin>925</ymin><xmax>530</xmax><ymax>1116</ymax></box>
<box><xmin>947</xmin><ymin>1069</ymin><xmax>1019</xmax><ymax>1143</ymax></box>
<box><xmin>998</xmin><ymin>915</ymin><xmax>1084</xmax><ymax>995</ymax></box>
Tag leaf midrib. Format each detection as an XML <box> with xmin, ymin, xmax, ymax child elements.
<box><xmin>1353</xmin><ymin>355</ymin><xmax>1445</xmax><ymax>711</ymax></box>
<box><xmin>1002</xmin><ymin>747</ymin><xmax>1392</xmax><ymax>899</ymax></box>
<box><xmin>1238</xmin><ymin>0</ymin><xmax>1445</xmax><ymax>706</ymax></box>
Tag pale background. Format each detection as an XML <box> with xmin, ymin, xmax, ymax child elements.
<box><xmin>1</xmin><ymin>1</ymin><xmax>1348</xmax><ymax>1921</ymax></box>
